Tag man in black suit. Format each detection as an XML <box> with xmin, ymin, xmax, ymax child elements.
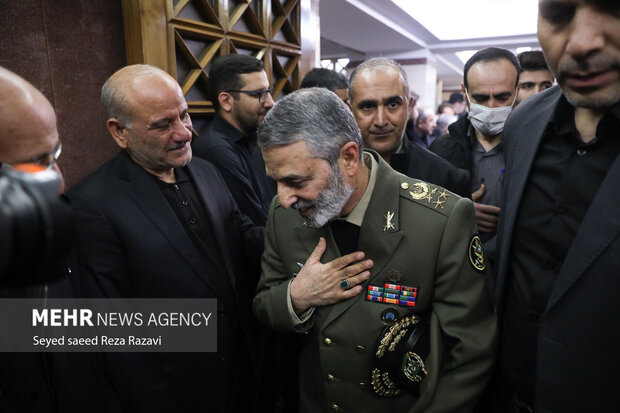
<box><xmin>492</xmin><ymin>1</ymin><xmax>620</xmax><ymax>411</ymax></box>
<box><xmin>69</xmin><ymin>64</ymin><xmax>263</xmax><ymax>412</ymax></box>
<box><xmin>347</xmin><ymin>57</ymin><xmax>470</xmax><ymax>198</ymax></box>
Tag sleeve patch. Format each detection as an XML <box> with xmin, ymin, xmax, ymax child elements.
<box><xmin>469</xmin><ymin>236</ymin><xmax>485</xmax><ymax>271</ymax></box>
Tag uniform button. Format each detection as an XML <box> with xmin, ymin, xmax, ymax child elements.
<box><xmin>330</xmin><ymin>404</ymin><xmax>340</xmax><ymax>412</ymax></box>
<box><xmin>359</xmin><ymin>382</ymin><xmax>366</xmax><ymax>388</ymax></box>
<box><xmin>327</xmin><ymin>374</ymin><xmax>335</xmax><ymax>382</ymax></box>
<box><xmin>576</xmin><ymin>148</ymin><xmax>587</xmax><ymax>156</ymax></box>
<box><xmin>324</xmin><ymin>337</ymin><xmax>333</xmax><ymax>346</ymax></box>
<box><xmin>173</xmin><ymin>184</ymin><xmax>179</xmax><ymax>190</ymax></box>
<box><xmin>182</xmin><ymin>200</ymin><xmax>189</xmax><ymax>206</ymax></box>
<box><xmin>189</xmin><ymin>217</ymin><xmax>197</xmax><ymax>224</ymax></box>
<box><xmin>355</xmin><ymin>345</ymin><xmax>365</xmax><ymax>354</ymax></box>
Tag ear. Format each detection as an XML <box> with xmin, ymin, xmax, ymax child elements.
<box><xmin>107</xmin><ymin>118</ymin><xmax>128</xmax><ymax>149</ymax></box>
<box><xmin>460</xmin><ymin>82</ymin><xmax>468</xmax><ymax>103</ymax></box>
<box><xmin>406</xmin><ymin>96</ymin><xmax>414</xmax><ymax>121</ymax></box>
<box><xmin>218</xmin><ymin>92</ymin><xmax>235</xmax><ymax>113</ymax></box>
<box><xmin>338</xmin><ymin>141</ymin><xmax>360</xmax><ymax>178</ymax></box>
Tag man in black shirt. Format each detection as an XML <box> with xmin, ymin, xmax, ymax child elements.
<box><xmin>192</xmin><ymin>54</ymin><xmax>276</xmax><ymax>226</ymax></box>
<box><xmin>69</xmin><ymin>65</ymin><xmax>263</xmax><ymax>412</ymax></box>
<box><xmin>493</xmin><ymin>1</ymin><xmax>620</xmax><ymax>411</ymax></box>
<box><xmin>348</xmin><ymin>57</ymin><xmax>470</xmax><ymax>198</ymax></box>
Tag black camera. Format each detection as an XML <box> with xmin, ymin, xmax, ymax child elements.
<box><xmin>0</xmin><ymin>164</ymin><xmax>73</xmax><ymax>285</ymax></box>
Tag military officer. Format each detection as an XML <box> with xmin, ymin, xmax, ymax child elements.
<box><xmin>253</xmin><ymin>87</ymin><xmax>497</xmax><ymax>413</ymax></box>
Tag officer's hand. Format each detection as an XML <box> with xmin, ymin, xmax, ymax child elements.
<box><xmin>290</xmin><ymin>237</ymin><xmax>373</xmax><ymax>315</ymax></box>
<box><xmin>472</xmin><ymin>185</ymin><xmax>501</xmax><ymax>233</ymax></box>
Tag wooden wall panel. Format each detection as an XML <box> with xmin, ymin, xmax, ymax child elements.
<box><xmin>122</xmin><ymin>0</ymin><xmax>316</xmax><ymax>121</ymax></box>
<box><xmin>0</xmin><ymin>0</ymin><xmax>127</xmax><ymax>189</ymax></box>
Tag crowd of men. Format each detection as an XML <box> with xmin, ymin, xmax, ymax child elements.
<box><xmin>1</xmin><ymin>0</ymin><xmax>619</xmax><ymax>411</ymax></box>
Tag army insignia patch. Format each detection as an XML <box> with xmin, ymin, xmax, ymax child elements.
<box><xmin>468</xmin><ymin>236</ymin><xmax>485</xmax><ymax>271</ymax></box>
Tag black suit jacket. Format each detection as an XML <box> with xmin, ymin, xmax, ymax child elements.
<box><xmin>496</xmin><ymin>85</ymin><xmax>620</xmax><ymax>412</ymax></box>
<box><xmin>68</xmin><ymin>151</ymin><xmax>263</xmax><ymax>412</ymax></box>
<box><xmin>390</xmin><ymin>137</ymin><xmax>471</xmax><ymax>198</ymax></box>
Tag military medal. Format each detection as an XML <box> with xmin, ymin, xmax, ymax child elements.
<box><xmin>365</xmin><ymin>283</ymin><xmax>418</xmax><ymax>308</ymax></box>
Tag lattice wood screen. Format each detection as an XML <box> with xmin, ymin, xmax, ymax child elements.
<box><xmin>122</xmin><ymin>0</ymin><xmax>313</xmax><ymax>119</ymax></box>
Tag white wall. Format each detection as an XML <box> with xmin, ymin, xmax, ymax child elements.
<box><xmin>402</xmin><ymin>61</ymin><xmax>437</xmax><ymax>110</ymax></box>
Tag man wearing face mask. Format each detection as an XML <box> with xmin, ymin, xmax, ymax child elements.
<box><xmin>431</xmin><ymin>47</ymin><xmax>520</xmax><ymax>244</ymax></box>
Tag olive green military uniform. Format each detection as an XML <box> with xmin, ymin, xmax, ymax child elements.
<box><xmin>253</xmin><ymin>150</ymin><xmax>497</xmax><ymax>412</ymax></box>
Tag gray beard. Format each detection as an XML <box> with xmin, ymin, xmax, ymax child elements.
<box><xmin>293</xmin><ymin>163</ymin><xmax>353</xmax><ymax>228</ymax></box>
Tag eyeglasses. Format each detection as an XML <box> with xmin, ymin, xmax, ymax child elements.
<box><xmin>32</xmin><ymin>141</ymin><xmax>62</xmax><ymax>169</ymax></box>
<box><xmin>227</xmin><ymin>88</ymin><xmax>274</xmax><ymax>104</ymax></box>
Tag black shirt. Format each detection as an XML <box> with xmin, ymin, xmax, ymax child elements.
<box><xmin>193</xmin><ymin>115</ymin><xmax>276</xmax><ymax>226</ymax></box>
<box><xmin>501</xmin><ymin>96</ymin><xmax>620</xmax><ymax>404</ymax></box>
<box><xmin>152</xmin><ymin>167</ymin><xmax>229</xmax><ymax>297</ymax></box>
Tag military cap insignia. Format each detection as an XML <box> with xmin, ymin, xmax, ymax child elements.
<box><xmin>468</xmin><ymin>236</ymin><xmax>485</xmax><ymax>271</ymax></box>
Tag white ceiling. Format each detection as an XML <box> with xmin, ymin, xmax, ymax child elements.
<box><xmin>319</xmin><ymin>0</ymin><xmax>541</xmax><ymax>90</ymax></box>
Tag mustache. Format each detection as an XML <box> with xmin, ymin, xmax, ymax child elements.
<box><xmin>292</xmin><ymin>198</ymin><xmax>315</xmax><ymax>210</ymax></box>
<box><xmin>557</xmin><ymin>53</ymin><xmax>620</xmax><ymax>79</ymax></box>
<box><xmin>166</xmin><ymin>141</ymin><xmax>188</xmax><ymax>151</ymax></box>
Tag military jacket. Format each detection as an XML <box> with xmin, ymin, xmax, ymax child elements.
<box><xmin>254</xmin><ymin>150</ymin><xmax>497</xmax><ymax>413</ymax></box>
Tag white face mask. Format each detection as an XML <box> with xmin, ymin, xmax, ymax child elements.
<box><xmin>465</xmin><ymin>89</ymin><xmax>517</xmax><ymax>136</ymax></box>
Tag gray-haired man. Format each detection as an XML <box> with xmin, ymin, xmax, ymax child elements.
<box><xmin>253</xmin><ymin>87</ymin><xmax>496</xmax><ymax>413</ymax></box>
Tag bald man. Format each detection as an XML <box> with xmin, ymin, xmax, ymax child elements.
<box><xmin>0</xmin><ymin>66</ymin><xmax>63</xmax><ymax>185</ymax></box>
<box><xmin>68</xmin><ymin>64</ymin><xmax>263</xmax><ymax>412</ymax></box>
<box><xmin>0</xmin><ymin>67</ymin><xmax>97</xmax><ymax>412</ymax></box>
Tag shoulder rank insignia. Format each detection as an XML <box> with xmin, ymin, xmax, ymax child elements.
<box><xmin>410</xmin><ymin>182</ymin><xmax>431</xmax><ymax>200</ymax></box>
<box><xmin>410</xmin><ymin>183</ymin><xmax>451</xmax><ymax>209</ymax></box>
<box><xmin>468</xmin><ymin>236</ymin><xmax>485</xmax><ymax>271</ymax></box>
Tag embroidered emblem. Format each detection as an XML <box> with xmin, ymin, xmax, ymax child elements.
<box><xmin>468</xmin><ymin>236</ymin><xmax>485</xmax><ymax>271</ymax></box>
